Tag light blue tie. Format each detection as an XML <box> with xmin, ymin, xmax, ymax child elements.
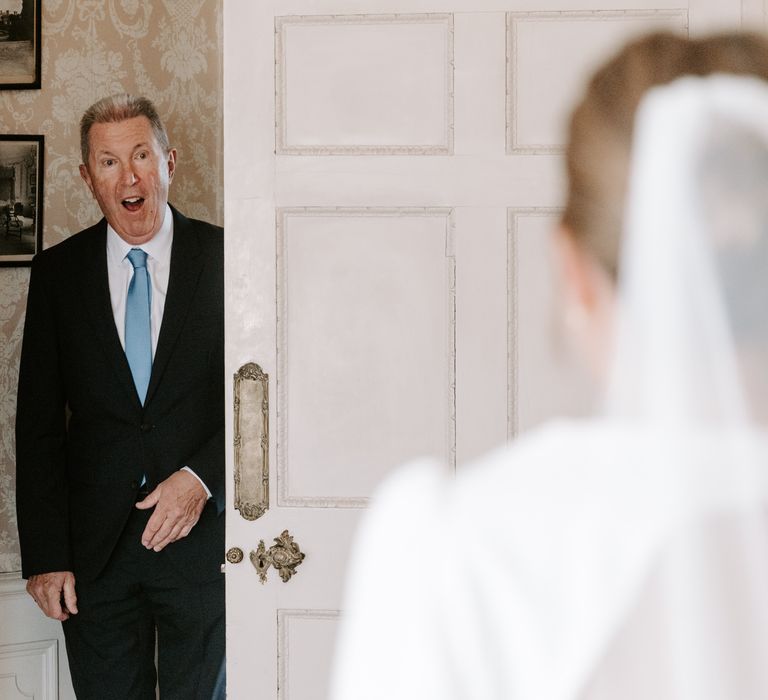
<box><xmin>125</xmin><ymin>248</ymin><xmax>152</xmax><ymax>405</ymax></box>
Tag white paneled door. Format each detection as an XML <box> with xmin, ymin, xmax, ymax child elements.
<box><xmin>223</xmin><ymin>2</ymin><xmax>746</xmax><ymax>698</ymax></box>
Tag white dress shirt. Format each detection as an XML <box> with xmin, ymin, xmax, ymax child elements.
<box><xmin>106</xmin><ymin>206</ymin><xmax>172</xmax><ymax>356</ymax></box>
<box><xmin>106</xmin><ymin>205</ymin><xmax>211</xmax><ymax>498</ymax></box>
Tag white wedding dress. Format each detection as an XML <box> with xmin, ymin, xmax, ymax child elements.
<box><xmin>330</xmin><ymin>75</ymin><xmax>768</xmax><ymax>700</ymax></box>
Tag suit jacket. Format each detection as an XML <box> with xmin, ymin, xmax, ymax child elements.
<box><xmin>15</xmin><ymin>206</ymin><xmax>224</xmax><ymax>584</ymax></box>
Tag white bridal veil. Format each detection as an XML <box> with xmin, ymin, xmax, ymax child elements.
<box><xmin>606</xmin><ymin>73</ymin><xmax>768</xmax><ymax>427</ymax></box>
<box><xmin>584</xmin><ymin>74</ymin><xmax>768</xmax><ymax>698</ymax></box>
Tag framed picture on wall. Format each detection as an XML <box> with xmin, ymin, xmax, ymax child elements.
<box><xmin>0</xmin><ymin>0</ymin><xmax>41</xmax><ymax>89</ymax></box>
<box><xmin>0</xmin><ymin>134</ymin><xmax>43</xmax><ymax>266</ymax></box>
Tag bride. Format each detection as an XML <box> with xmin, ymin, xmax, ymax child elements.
<box><xmin>330</xmin><ymin>31</ymin><xmax>768</xmax><ymax>700</ymax></box>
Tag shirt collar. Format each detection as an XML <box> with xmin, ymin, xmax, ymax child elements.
<box><xmin>106</xmin><ymin>204</ymin><xmax>174</xmax><ymax>264</ymax></box>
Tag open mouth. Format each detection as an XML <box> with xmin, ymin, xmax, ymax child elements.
<box><xmin>122</xmin><ymin>197</ymin><xmax>145</xmax><ymax>212</ymax></box>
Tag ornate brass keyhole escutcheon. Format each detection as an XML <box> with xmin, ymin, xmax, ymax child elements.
<box><xmin>249</xmin><ymin>530</ymin><xmax>305</xmax><ymax>584</ymax></box>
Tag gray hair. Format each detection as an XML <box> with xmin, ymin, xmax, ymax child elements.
<box><xmin>79</xmin><ymin>94</ymin><xmax>170</xmax><ymax>164</ymax></box>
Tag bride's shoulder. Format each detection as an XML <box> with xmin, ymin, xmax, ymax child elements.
<box><xmin>456</xmin><ymin>418</ymin><xmax>630</xmax><ymax>489</ymax></box>
<box><xmin>367</xmin><ymin>418</ymin><xmax>626</xmax><ymax>527</ymax></box>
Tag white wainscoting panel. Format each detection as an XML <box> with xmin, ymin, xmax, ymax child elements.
<box><xmin>277</xmin><ymin>610</ymin><xmax>339</xmax><ymax>700</ymax></box>
<box><xmin>0</xmin><ymin>677</ymin><xmax>32</xmax><ymax>700</ymax></box>
<box><xmin>507</xmin><ymin>9</ymin><xmax>689</xmax><ymax>154</ymax></box>
<box><xmin>0</xmin><ymin>639</ymin><xmax>57</xmax><ymax>700</ymax></box>
<box><xmin>276</xmin><ymin>14</ymin><xmax>454</xmax><ymax>154</ymax></box>
<box><xmin>508</xmin><ymin>209</ymin><xmax>594</xmax><ymax>436</ymax></box>
<box><xmin>277</xmin><ymin>208</ymin><xmax>455</xmax><ymax>507</ymax></box>
<box><xmin>0</xmin><ymin>575</ymin><xmax>75</xmax><ymax>699</ymax></box>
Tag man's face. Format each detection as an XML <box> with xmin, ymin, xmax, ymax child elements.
<box><xmin>79</xmin><ymin>115</ymin><xmax>176</xmax><ymax>245</ymax></box>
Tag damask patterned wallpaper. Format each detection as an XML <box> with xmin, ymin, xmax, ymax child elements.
<box><xmin>0</xmin><ymin>0</ymin><xmax>223</xmax><ymax>573</ymax></box>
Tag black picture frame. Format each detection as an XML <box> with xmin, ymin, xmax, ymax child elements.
<box><xmin>0</xmin><ymin>134</ymin><xmax>43</xmax><ymax>267</ymax></box>
<box><xmin>0</xmin><ymin>0</ymin><xmax>41</xmax><ymax>90</ymax></box>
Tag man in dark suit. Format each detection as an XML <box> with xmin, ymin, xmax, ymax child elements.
<box><xmin>15</xmin><ymin>94</ymin><xmax>224</xmax><ymax>699</ymax></box>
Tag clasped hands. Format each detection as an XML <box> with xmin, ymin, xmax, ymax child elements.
<box><xmin>26</xmin><ymin>470</ymin><xmax>207</xmax><ymax>621</ymax></box>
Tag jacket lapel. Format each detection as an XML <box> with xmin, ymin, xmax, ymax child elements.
<box><xmin>78</xmin><ymin>220</ymin><xmax>143</xmax><ymax>409</ymax></box>
<box><xmin>145</xmin><ymin>207</ymin><xmax>204</xmax><ymax>405</ymax></box>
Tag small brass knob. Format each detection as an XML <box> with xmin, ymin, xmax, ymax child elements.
<box><xmin>226</xmin><ymin>547</ymin><xmax>244</xmax><ymax>564</ymax></box>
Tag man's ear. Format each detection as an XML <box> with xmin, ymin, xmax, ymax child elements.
<box><xmin>79</xmin><ymin>164</ymin><xmax>95</xmax><ymax>197</ymax></box>
<box><xmin>166</xmin><ymin>148</ymin><xmax>177</xmax><ymax>183</ymax></box>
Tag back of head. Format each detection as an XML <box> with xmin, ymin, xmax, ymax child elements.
<box><xmin>563</xmin><ymin>32</ymin><xmax>768</xmax><ymax>280</ymax></box>
<box><xmin>80</xmin><ymin>93</ymin><xmax>170</xmax><ymax>165</ymax></box>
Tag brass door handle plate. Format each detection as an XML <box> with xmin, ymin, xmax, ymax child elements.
<box><xmin>233</xmin><ymin>363</ymin><xmax>269</xmax><ymax>521</ymax></box>
<box><xmin>250</xmin><ymin>530</ymin><xmax>305</xmax><ymax>584</ymax></box>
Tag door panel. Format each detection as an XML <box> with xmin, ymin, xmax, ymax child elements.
<box><xmin>276</xmin><ymin>14</ymin><xmax>454</xmax><ymax>154</ymax></box>
<box><xmin>277</xmin><ymin>610</ymin><xmax>340</xmax><ymax>700</ymax></box>
<box><xmin>277</xmin><ymin>208</ymin><xmax>456</xmax><ymax>504</ymax></box>
<box><xmin>224</xmin><ymin>3</ymin><xmax>744</xmax><ymax>698</ymax></box>
<box><xmin>507</xmin><ymin>10</ymin><xmax>688</xmax><ymax>154</ymax></box>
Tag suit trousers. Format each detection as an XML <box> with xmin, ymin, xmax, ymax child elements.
<box><xmin>62</xmin><ymin>505</ymin><xmax>224</xmax><ymax>700</ymax></box>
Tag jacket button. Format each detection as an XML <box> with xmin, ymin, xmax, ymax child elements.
<box><xmin>140</xmin><ymin>423</ymin><xmax>153</xmax><ymax>433</ymax></box>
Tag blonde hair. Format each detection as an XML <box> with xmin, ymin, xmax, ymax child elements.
<box><xmin>562</xmin><ymin>31</ymin><xmax>768</xmax><ymax>279</ymax></box>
